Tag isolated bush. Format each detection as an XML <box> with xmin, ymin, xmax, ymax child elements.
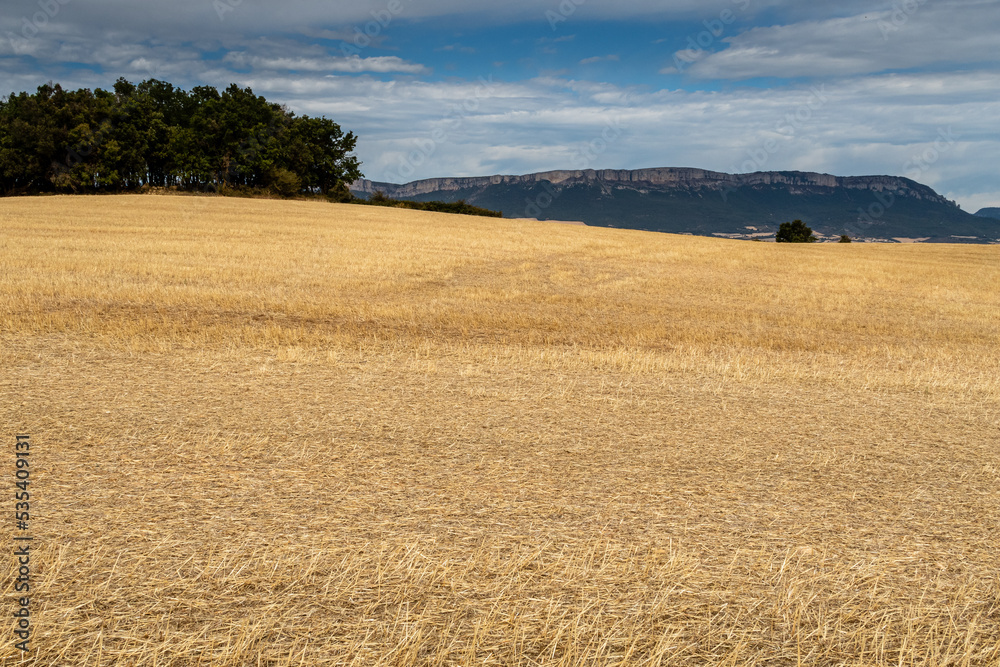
<box><xmin>326</xmin><ymin>181</ymin><xmax>354</xmax><ymax>203</ymax></box>
<box><xmin>776</xmin><ymin>220</ymin><xmax>817</xmax><ymax>243</ymax></box>
<box><xmin>270</xmin><ymin>168</ymin><xmax>302</xmax><ymax>197</ymax></box>
<box><xmin>50</xmin><ymin>169</ymin><xmax>81</xmax><ymax>193</ymax></box>
<box><xmin>369</xmin><ymin>189</ymin><xmax>391</xmax><ymax>205</ymax></box>
<box><xmin>838</xmin><ymin>234</ymin><xmax>852</xmax><ymax>243</ymax></box>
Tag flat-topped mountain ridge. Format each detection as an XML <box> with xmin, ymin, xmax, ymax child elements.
<box><xmin>352</xmin><ymin>168</ymin><xmax>997</xmax><ymax>243</ymax></box>
<box><xmin>353</xmin><ymin>168</ymin><xmax>948</xmax><ymax>202</ymax></box>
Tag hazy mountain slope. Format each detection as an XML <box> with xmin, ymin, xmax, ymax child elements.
<box><xmin>353</xmin><ymin>168</ymin><xmax>999</xmax><ymax>242</ymax></box>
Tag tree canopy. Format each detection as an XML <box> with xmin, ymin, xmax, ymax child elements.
<box><xmin>775</xmin><ymin>219</ymin><xmax>818</xmax><ymax>243</ymax></box>
<box><xmin>0</xmin><ymin>79</ymin><xmax>363</xmax><ymax>197</ymax></box>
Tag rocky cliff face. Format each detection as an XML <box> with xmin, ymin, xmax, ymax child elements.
<box><xmin>349</xmin><ymin>167</ymin><xmax>996</xmax><ymax>242</ymax></box>
<box><xmin>351</xmin><ymin>168</ymin><xmax>954</xmax><ymax>205</ymax></box>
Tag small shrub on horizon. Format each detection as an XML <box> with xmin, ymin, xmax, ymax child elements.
<box><xmin>369</xmin><ymin>189</ymin><xmax>392</xmax><ymax>205</ymax></box>
<box><xmin>269</xmin><ymin>168</ymin><xmax>302</xmax><ymax>198</ymax></box>
<box><xmin>776</xmin><ymin>220</ymin><xmax>818</xmax><ymax>243</ymax></box>
<box><xmin>326</xmin><ymin>182</ymin><xmax>355</xmax><ymax>203</ymax></box>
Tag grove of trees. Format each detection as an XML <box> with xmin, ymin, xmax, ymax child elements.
<box><xmin>0</xmin><ymin>79</ymin><xmax>362</xmax><ymax>198</ymax></box>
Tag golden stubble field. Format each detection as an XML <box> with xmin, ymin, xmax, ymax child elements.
<box><xmin>1</xmin><ymin>194</ymin><xmax>998</xmax><ymax>666</ymax></box>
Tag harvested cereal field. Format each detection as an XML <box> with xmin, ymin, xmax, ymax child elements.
<box><xmin>1</xmin><ymin>194</ymin><xmax>999</xmax><ymax>665</ymax></box>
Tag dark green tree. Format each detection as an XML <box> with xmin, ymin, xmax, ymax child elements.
<box><xmin>285</xmin><ymin>114</ymin><xmax>362</xmax><ymax>196</ymax></box>
<box><xmin>1</xmin><ymin>79</ymin><xmax>363</xmax><ymax>197</ymax></box>
<box><xmin>776</xmin><ymin>220</ymin><xmax>817</xmax><ymax>243</ymax></box>
<box><xmin>1</xmin><ymin>84</ymin><xmax>65</xmax><ymax>194</ymax></box>
<box><xmin>838</xmin><ymin>234</ymin><xmax>852</xmax><ymax>243</ymax></box>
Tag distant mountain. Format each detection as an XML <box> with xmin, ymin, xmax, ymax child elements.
<box><xmin>352</xmin><ymin>168</ymin><xmax>1000</xmax><ymax>243</ymax></box>
<box><xmin>975</xmin><ymin>208</ymin><xmax>1000</xmax><ymax>220</ymax></box>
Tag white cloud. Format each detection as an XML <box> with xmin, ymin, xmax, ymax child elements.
<box><xmin>0</xmin><ymin>0</ymin><xmax>996</xmax><ymax>211</ymax></box>
<box><xmin>950</xmin><ymin>191</ymin><xmax>1000</xmax><ymax>214</ymax></box>
<box><xmin>220</xmin><ymin>69</ymin><xmax>996</xmax><ymax>211</ymax></box>
<box><xmin>435</xmin><ymin>44</ymin><xmax>476</xmax><ymax>54</ymax></box>
<box><xmin>224</xmin><ymin>52</ymin><xmax>428</xmax><ymax>73</ymax></box>
<box><xmin>685</xmin><ymin>1</ymin><xmax>1000</xmax><ymax>80</ymax></box>
<box><xmin>0</xmin><ymin>0</ymin><xmax>802</xmax><ymax>40</ymax></box>
<box><xmin>579</xmin><ymin>55</ymin><xmax>620</xmax><ymax>65</ymax></box>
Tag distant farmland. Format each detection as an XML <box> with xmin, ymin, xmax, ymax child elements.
<box><xmin>2</xmin><ymin>195</ymin><xmax>998</xmax><ymax>665</ymax></box>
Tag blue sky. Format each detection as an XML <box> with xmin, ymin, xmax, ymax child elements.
<box><xmin>2</xmin><ymin>0</ymin><xmax>998</xmax><ymax>210</ymax></box>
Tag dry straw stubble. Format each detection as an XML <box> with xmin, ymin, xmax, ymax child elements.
<box><xmin>0</xmin><ymin>194</ymin><xmax>998</xmax><ymax>665</ymax></box>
